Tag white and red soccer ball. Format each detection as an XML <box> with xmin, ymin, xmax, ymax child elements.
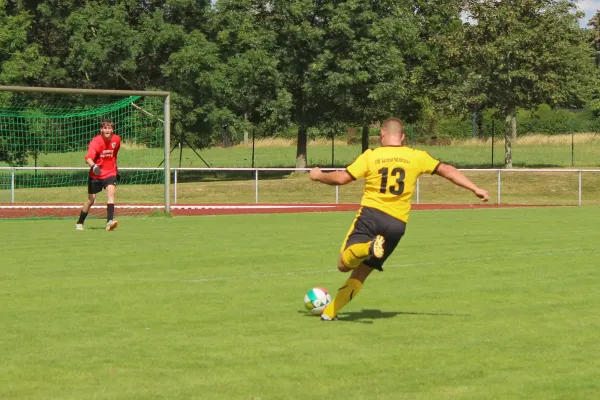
<box><xmin>304</xmin><ymin>287</ymin><xmax>332</xmax><ymax>315</ymax></box>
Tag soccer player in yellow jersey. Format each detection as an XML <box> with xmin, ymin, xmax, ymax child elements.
<box><xmin>309</xmin><ymin>117</ymin><xmax>490</xmax><ymax>321</ymax></box>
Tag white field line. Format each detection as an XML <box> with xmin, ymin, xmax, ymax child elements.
<box><xmin>0</xmin><ymin>204</ymin><xmax>337</xmax><ymax>210</ymax></box>
<box><xmin>181</xmin><ymin>247</ymin><xmax>599</xmax><ymax>283</ymax></box>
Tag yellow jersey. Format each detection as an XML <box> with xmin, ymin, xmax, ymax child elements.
<box><xmin>346</xmin><ymin>146</ymin><xmax>441</xmax><ymax>222</ymax></box>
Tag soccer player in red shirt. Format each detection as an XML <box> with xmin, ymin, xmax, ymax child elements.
<box><xmin>75</xmin><ymin>120</ymin><xmax>121</xmax><ymax>231</ymax></box>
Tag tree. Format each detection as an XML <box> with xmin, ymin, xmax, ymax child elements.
<box><xmin>306</xmin><ymin>1</ymin><xmax>419</xmax><ymax>152</ymax></box>
<box><xmin>587</xmin><ymin>11</ymin><xmax>600</xmax><ymax>117</ymax></box>
<box><xmin>590</xmin><ymin>10</ymin><xmax>600</xmax><ymax>68</ymax></box>
<box><xmin>452</xmin><ymin>0</ymin><xmax>597</xmax><ymax>168</ymax></box>
<box><xmin>0</xmin><ymin>0</ymin><xmax>54</xmax><ymax>165</ymax></box>
<box><xmin>0</xmin><ymin>0</ymin><xmax>52</xmax><ymax>86</ymax></box>
<box><xmin>207</xmin><ymin>0</ymin><xmax>291</xmax><ymax>144</ymax></box>
<box><xmin>308</xmin><ymin>0</ymin><xmax>464</xmax><ymax>152</ymax></box>
<box><xmin>410</xmin><ymin>0</ymin><xmax>466</xmax><ymax>139</ymax></box>
<box><xmin>260</xmin><ymin>0</ymin><xmax>330</xmax><ymax>169</ymax></box>
<box><xmin>64</xmin><ymin>3</ymin><xmax>139</xmax><ymax>88</ymax></box>
<box><xmin>162</xmin><ymin>30</ymin><xmax>222</xmax><ymax>148</ymax></box>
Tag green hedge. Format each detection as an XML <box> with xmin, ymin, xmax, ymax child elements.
<box><xmin>202</xmin><ymin>103</ymin><xmax>600</xmax><ymax>146</ymax></box>
<box><xmin>411</xmin><ymin>105</ymin><xmax>600</xmax><ymax>141</ymax></box>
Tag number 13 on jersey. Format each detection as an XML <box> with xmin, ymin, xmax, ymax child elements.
<box><xmin>378</xmin><ymin>167</ymin><xmax>406</xmax><ymax>195</ymax></box>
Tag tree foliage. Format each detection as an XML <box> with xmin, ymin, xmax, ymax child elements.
<box><xmin>0</xmin><ymin>0</ymin><xmax>598</xmax><ymax>166</ymax></box>
<box><xmin>450</xmin><ymin>0</ymin><xmax>597</xmax><ymax>167</ymax></box>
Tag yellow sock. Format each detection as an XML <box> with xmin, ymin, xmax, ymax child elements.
<box><xmin>341</xmin><ymin>242</ymin><xmax>372</xmax><ymax>269</ymax></box>
<box><xmin>322</xmin><ymin>278</ymin><xmax>363</xmax><ymax>318</ymax></box>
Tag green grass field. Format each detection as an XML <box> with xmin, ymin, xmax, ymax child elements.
<box><xmin>2</xmin><ymin>206</ymin><xmax>600</xmax><ymax>399</ymax></box>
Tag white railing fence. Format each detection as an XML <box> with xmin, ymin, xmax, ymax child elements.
<box><xmin>2</xmin><ymin>167</ymin><xmax>599</xmax><ymax>209</ymax></box>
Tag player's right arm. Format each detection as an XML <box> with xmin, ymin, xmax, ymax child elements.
<box><xmin>309</xmin><ymin>150</ymin><xmax>370</xmax><ymax>186</ymax></box>
<box><xmin>85</xmin><ymin>139</ymin><xmax>101</xmax><ymax>176</ymax></box>
<box><xmin>309</xmin><ymin>168</ymin><xmax>353</xmax><ymax>185</ymax></box>
<box><xmin>435</xmin><ymin>163</ymin><xmax>490</xmax><ymax>201</ymax></box>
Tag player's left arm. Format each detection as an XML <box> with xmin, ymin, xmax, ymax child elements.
<box><xmin>435</xmin><ymin>163</ymin><xmax>490</xmax><ymax>201</ymax></box>
<box><xmin>309</xmin><ymin>168</ymin><xmax>353</xmax><ymax>186</ymax></box>
<box><xmin>115</xmin><ymin>136</ymin><xmax>121</xmax><ymax>181</ymax></box>
<box><xmin>419</xmin><ymin>151</ymin><xmax>487</xmax><ymax>199</ymax></box>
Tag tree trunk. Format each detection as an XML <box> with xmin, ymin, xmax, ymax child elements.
<box><xmin>222</xmin><ymin>126</ymin><xmax>232</xmax><ymax>148</ymax></box>
<box><xmin>243</xmin><ymin>112</ymin><xmax>249</xmax><ymax>143</ymax></box>
<box><xmin>476</xmin><ymin>111</ymin><xmax>484</xmax><ymax>139</ymax></box>
<box><xmin>361</xmin><ymin>124</ymin><xmax>369</xmax><ymax>153</ymax></box>
<box><xmin>511</xmin><ymin>110</ymin><xmax>517</xmax><ymax>141</ymax></box>
<box><xmin>296</xmin><ymin>122</ymin><xmax>307</xmax><ymax>169</ymax></box>
<box><xmin>504</xmin><ymin>111</ymin><xmax>514</xmax><ymax>168</ymax></box>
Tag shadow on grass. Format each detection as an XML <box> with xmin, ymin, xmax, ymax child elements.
<box><xmin>338</xmin><ymin>308</ymin><xmax>470</xmax><ymax>324</ymax></box>
<box><xmin>299</xmin><ymin>308</ymin><xmax>470</xmax><ymax>324</ymax></box>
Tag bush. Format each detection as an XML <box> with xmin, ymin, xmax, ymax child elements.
<box><xmin>517</xmin><ymin>104</ymin><xmax>600</xmax><ymax>135</ymax></box>
<box><xmin>518</xmin><ymin>105</ymin><xmax>570</xmax><ymax>134</ymax></box>
<box><xmin>205</xmin><ymin>103</ymin><xmax>600</xmax><ymax>146</ymax></box>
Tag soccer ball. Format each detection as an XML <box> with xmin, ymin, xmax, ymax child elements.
<box><xmin>304</xmin><ymin>287</ymin><xmax>332</xmax><ymax>315</ymax></box>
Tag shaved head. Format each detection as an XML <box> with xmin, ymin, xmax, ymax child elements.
<box><xmin>382</xmin><ymin>118</ymin><xmax>404</xmax><ymax>136</ymax></box>
<box><xmin>380</xmin><ymin>117</ymin><xmax>405</xmax><ymax>146</ymax></box>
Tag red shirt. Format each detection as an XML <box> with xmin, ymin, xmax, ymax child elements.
<box><xmin>85</xmin><ymin>134</ymin><xmax>121</xmax><ymax>179</ymax></box>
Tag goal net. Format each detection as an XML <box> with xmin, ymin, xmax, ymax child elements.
<box><xmin>0</xmin><ymin>86</ymin><xmax>171</xmax><ymax>219</ymax></box>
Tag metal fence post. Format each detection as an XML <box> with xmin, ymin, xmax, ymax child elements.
<box><xmin>174</xmin><ymin>168</ymin><xmax>178</xmax><ymax>205</ymax></box>
<box><xmin>571</xmin><ymin>119</ymin><xmax>575</xmax><ymax>167</ymax></box>
<box><xmin>497</xmin><ymin>169</ymin><xmax>501</xmax><ymax>204</ymax></box>
<box><xmin>335</xmin><ymin>185</ymin><xmax>339</xmax><ymax>204</ymax></box>
<box><xmin>578</xmin><ymin>170</ymin><xmax>582</xmax><ymax>206</ymax></box>
<box><xmin>491</xmin><ymin>120</ymin><xmax>495</xmax><ymax>167</ymax></box>
<box><xmin>11</xmin><ymin>168</ymin><xmax>15</xmax><ymax>203</ymax></box>
<box><xmin>255</xmin><ymin>169</ymin><xmax>259</xmax><ymax>204</ymax></box>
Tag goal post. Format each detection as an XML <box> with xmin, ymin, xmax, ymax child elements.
<box><xmin>0</xmin><ymin>85</ymin><xmax>171</xmax><ymax>219</ymax></box>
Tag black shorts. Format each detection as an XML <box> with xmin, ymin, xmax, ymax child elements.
<box><xmin>88</xmin><ymin>175</ymin><xmax>117</xmax><ymax>195</ymax></box>
<box><xmin>341</xmin><ymin>206</ymin><xmax>407</xmax><ymax>271</ymax></box>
